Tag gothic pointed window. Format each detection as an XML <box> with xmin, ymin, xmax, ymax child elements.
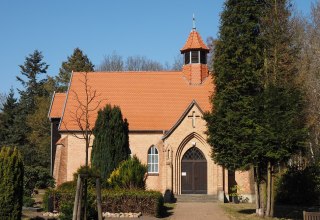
<box><xmin>182</xmin><ymin>147</ymin><xmax>205</xmax><ymax>161</ymax></box>
<box><xmin>148</xmin><ymin>146</ymin><xmax>159</xmax><ymax>173</ymax></box>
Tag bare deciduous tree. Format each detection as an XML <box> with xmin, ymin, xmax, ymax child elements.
<box><xmin>206</xmin><ymin>36</ymin><xmax>217</xmax><ymax>71</ymax></box>
<box><xmin>296</xmin><ymin>1</ymin><xmax>320</xmax><ymax>162</ymax></box>
<box><xmin>64</xmin><ymin>72</ymin><xmax>103</xmax><ymax>220</ymax></box>
<box><xmin>97</xmin><ymin>51</ymin><xmax>124</xmax><ymax>71</ymax></box>
<box><xmin>97</xmin><ymin>52</ymin><xmax>175</xmax><ymax>71</ymax></box>
<box><xmin>171</xmin><ymin>54</ymin><xmax>183</xmax><ymax>71</ymax></box>
<box><xmin>126</xmin><ymin>55</ymin><xmax>164</xmax><ymax>71</ymax></box>
<box><xmin>69</xmin><ymin>72</ymin><xmax>103</xmax><ymax>167</ymax></box>
<box><xmin>0</xmin><ymin>92</ymin><xmax>6</xmax><ymax>111</ymax></box>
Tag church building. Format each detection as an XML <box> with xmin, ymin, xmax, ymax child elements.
<box><xmin>48</xmin><ymin>25</ymin><xmax>255</xmax><ymax>202</ymax></box>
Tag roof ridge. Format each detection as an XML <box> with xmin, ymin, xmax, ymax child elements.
<box><xmin>74</xmin><ymin>71</ymin><xmax>182</xmax><ymax>73</ymax></box>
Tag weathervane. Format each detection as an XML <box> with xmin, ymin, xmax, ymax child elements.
<box><xmin>192</xmin><ymin>13</ymin><xmax>196</xmax><ymax>30</ymax></box>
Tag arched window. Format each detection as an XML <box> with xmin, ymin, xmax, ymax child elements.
<box><xmin>148</xmin><ymin>146</ymin><xmax>159</xmax><ymax>173</ymax></box>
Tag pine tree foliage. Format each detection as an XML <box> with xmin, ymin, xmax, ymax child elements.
<box><xmin>0</xmin><ymin>147</ymin><xmax>24</xmax><ymax>220</ymax></box>
<box><xmin>15</xmin><ymin>51</ymin><xmax>54</xmax><ymax>167</ymax></box>
<box><xmin>14</xmin><ymin>50</ymin><xmax>50</xmax><ymax>151</ymax></box>
<box><xmin>205</xmin><ymin>0</ymin><xmax>307</xmax><ymax>216</ymax></box>
<box><xmin>0</xmin><ymin>89</ymin><xmax>19</xmax><ymax>147</ymax></box>
<box><xmin>91</xmin><ymin>104</ymin><xmax>130</xmax><ymax>180</ymax></box>
<box><xmin>205</xmin><ymin>0</ymin><xmax>265</xmax><ymax>170</ymax></box>
<box><xmin>26</xmin><ymin>76</ymin><xmax>57</xmax><ymax>168</ymax></box>
<box><xmin>17</xmin><ymin>50</ymin><xmax>49</xmax><ymax>112</ymax></box>
<box><xmin>57</xmin><ymin>48</ymin><xmax>94</xmax><ymax>91</ymax></box>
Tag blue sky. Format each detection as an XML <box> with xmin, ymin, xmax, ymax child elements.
<box><xmin>0</xmin><ymin>0</ymin><xmax>315</xmax><ymax>95</ymax></box>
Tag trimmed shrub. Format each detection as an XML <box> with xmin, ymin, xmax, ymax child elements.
<box><xmin>107</xmin><ymin>155</ymin><xmax>147</xmax><ymax>189</ymax></box>
<box><xmin>42</xmin><ymin>188</ymin><xmax>164</xmax><ymax>217</ymax></box>
<box><xmin>0</xmin><ymin>147</ymin><xmax>24</xmax><ymax>220</ymax></box>
<box><xmin>275</xmin><ymin>164</ymin><xmax>320</xmax><ymax>205</ymax></box>
<box><xmin>101</xmin><ymin>189</ymin><xmax>163</xmax><ymax>217</ymax></box>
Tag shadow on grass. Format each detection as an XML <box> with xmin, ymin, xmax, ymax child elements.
<box><xmin>158</xmin><ymin>203</ymin><xmax>175</xmax><ymax>218</ymax></box>
<box><xmin>238</xmin><ymin>209</ymin><xmax>255</xmax><ymax>214</ymax></box>
<box><xmin>237</xmin><ymin>205</ymin><xmax>319</xmax><ymax>220</ymax></box>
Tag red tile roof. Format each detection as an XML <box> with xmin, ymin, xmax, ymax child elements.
<box><xmin>59</xmin><ymin>72</ymin><xmax>214</xmax><ymax>131</ymax></box>
<box><xmin>181</xmin><ymin>30</ymin><xmax>210</xmax><ymax>52</ymax></box>
<box><xmin>49</xmin><ymin>92</ymin><xmax>66</xmax><ymax>119</ymax></box>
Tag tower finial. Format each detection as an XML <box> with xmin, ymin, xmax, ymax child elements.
<box><xmin>192</xmin><ymin>13</ymin><xmax>196</xmax><ymax>30</ymax></box>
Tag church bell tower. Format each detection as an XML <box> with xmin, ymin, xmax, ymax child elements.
<box><xmin>180</xmin><ymin>16</ymin><xmax>210</xmax><ymax>85</ymax></box>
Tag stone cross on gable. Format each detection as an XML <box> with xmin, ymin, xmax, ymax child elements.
<box><xmin>188</xmin><ymin>111</ymin><xmax>201</xmax><ymax>128</ymax></box>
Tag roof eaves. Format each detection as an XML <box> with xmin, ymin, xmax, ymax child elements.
<box><xmin>58</xmin><ymin>71</ymin><xmax>73</xmax><ymax>131</ymax></box>
<box><xmin>48</xmin><ymin>91</ymin><xmax>56</xmax><ymax>119</ymax></box>
<box><xmin>162</xmin><ymin>100</ymin><xmax>204</xmax><ymax>140</ymax></box>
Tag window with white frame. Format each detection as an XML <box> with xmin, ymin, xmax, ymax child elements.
<box><xmin>147</xmin><ymin>146</ymin><xmax>159</xmax><ymax>173</ymax></box>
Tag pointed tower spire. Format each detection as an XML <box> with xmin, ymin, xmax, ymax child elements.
<box><xmin>180</xmin><ymin>17</ymin><xmax>210</xmax><ymax>85</ymax></box>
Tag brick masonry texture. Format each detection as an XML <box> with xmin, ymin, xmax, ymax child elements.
<box><xmin>53</xmin><ymin>103</ymin><xmax>255</xmax><ymax>200</ymax></box>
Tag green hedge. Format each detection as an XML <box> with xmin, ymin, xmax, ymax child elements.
<box><xmin>101</xmin><ymin>189</ymin><xmax>163</xmax><ymax>217</ymax></box>
<box><xmin>43</xmin><ymin>188</ymin><xmax>164</xmax><ymax>217</ymax></box>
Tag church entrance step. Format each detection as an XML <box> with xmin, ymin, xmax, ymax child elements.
<box><xmin>175</xmin><ymin>194</ymin><xmax>218</xmax><ymax>203</ymax></box>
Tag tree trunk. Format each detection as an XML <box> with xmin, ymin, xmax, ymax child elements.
<box><xmin>266</xmin><ymin>161</ymin><xmax>272</xmax><ymax>217</ymax></box>
<box><xmin>77</xmin><ymin>181</ymin><xmax>83</xmax><ymax>220</ymax></box>
<box><xmin>83</xmin><ymin>133</ymin><xmax>89</xmax><ymax>220</ymax></box>
<box><xmin>73</xmin><ymin>175</ymin><xmax>82</xmax><ymax>220</ymax></box>
<box><xmin>254</xmin><ymin>166</ymin><xmax>264</xmax><ymax>216</ymax></box>
<box><xmin>96</xmin><ymin>178</ymin><xmax>103</xmax><ymax>220</ymax></box>
<box><xmin>270</xmin><ymin>165</ymin><xmax>275</xmax><ymax>217</ymax></box>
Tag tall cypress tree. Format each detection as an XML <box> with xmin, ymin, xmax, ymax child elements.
<box><xmin>205</xmin><ymin>0</ymin><xmax>265</xmax><ymax>170</ymax></box>
<box><xmin>205</xmin><ymin>0</ymin><xmax>307</xmax><ymax>216</ymax></box>
<box><xmin>204</xmin><ymin>0</ymin><xmax>266</xmax><ymax>214</ymax></box>
<box><xmin>91</xmin><ymin>104</ymin><xmax>130</xmax><ymax>180</ymax></box>
<box><xmin>56</xmin><ymin>48</ymin><xmax>94</xmax><ymax>91</ymax></box>
<box><xmin>0</xmin><ymin>147</ymin><xmax>24</xmax><ymax>220</ymax></box>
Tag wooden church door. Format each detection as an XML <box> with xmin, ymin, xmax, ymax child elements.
<box><xmin>181</xmin><ymin>147</ymin><xmax>207</xmax><ymax>194</ymax></box>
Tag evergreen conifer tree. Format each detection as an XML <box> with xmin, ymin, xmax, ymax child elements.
<box><xmin>0</xmin><ymin>147</ymin><xmax>24</xmax><ymax>220</ymax></box>
<box><xmin>17</xmin><ymin>50</ymin><xmax>49</xmax><ymax>113</ymax></box>
<box><xmin>204</xmin><ymin>0</ymin><xmax>266</xmax><ymax>214</ymax></box>
<box><xmin>91</xmin><ymin>104</ymin><xmax>130</xmax><ymax>180</ymax></box>
<box><xmin>0</xmin><ymin>89</ymin><xmax>19</xmax><ymax>147</ymax></box>
<box><xmin>255</xmin><ymin>0</ymin><xmax>307</xmax><ymax>216</ymax></box>
<box><xmin>57</xmin><ymin>48</ymin><xmax>94</xmax><ymax>91</ymax></box>
<box><xmin>205</xmin><ymin>0</ymin><xmax>265</xmax><ymax>170</ymax></box>
<box><xmin>15</xmin><ymin>50</ymin><xmax>50</xmax><ymax>165</ymax></box>
<box><xmin>205</xmin><ymin>0</ymin><xmax>307</xmax><ymax>216</ymax></box>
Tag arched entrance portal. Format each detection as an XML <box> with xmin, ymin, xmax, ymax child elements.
<box><xmin>181</xmin><ymin>147</ymin><xmax>207</xmax><ymax>194</ymax></box>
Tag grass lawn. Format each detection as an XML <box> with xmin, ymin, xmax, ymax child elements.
<box><xmin>220</xmin><ymin>203</ymin><xmax>319</xmax><ymax>220</ymax></box>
